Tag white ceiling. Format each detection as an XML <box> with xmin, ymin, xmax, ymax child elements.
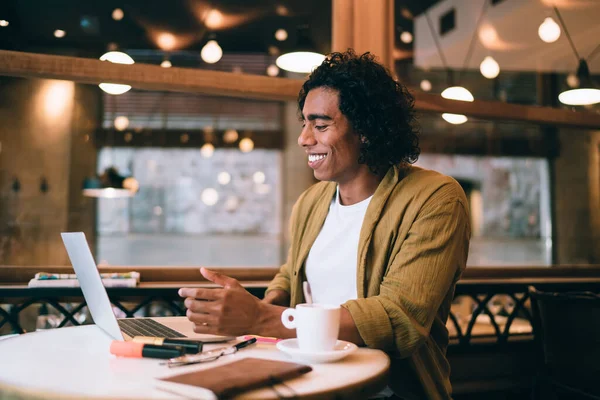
<box><xmin>414</xmin><ymin>0</ymin><xmax>600</xmax><ymax>74</ymax></box>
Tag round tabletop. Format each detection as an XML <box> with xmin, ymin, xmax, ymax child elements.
<box><xmin>0</xmin><ymin>325</ymin><xmax>390</xmax><ymax>399</ymax></box>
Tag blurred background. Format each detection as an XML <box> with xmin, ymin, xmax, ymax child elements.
<box><xmin>0</xmin><ymin>0</ymin><xmax>598</xmax><ymax>269</ymax></box>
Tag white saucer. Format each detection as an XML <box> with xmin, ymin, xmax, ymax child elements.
<box><xmin>276</xmin><ymin>339</ymin><xmax>357</xmax><ymax>363</ymax></box>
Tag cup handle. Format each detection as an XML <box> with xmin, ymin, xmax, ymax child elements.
<box><xmin>281</xmin><ymin>308</ymin><xmax>296</xmax><ymax>330</ymax></box>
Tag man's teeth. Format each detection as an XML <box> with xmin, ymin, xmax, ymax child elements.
<box><xmin>308</xmin><ymin>154</ymin><xmax>327</xmax><ymax>162</ymax></box>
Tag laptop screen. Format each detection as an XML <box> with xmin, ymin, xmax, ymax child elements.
<box><xmin>61</xmin><ymin>232</ymin><xmax>124</xmax><ymax>340</ymax></box>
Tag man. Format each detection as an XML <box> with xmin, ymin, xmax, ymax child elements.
<box><xmin>179</xmin><ymin>50</ymin><xmax>470</xmax><ymax>399</ymax></box>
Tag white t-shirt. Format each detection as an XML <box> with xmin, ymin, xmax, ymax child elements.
<box><xmin>304</xmin><ymin>187</ymin><xmax>373</xmax><ymax>306</ymax></box>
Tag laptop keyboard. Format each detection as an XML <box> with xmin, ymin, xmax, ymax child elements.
<box><xmin>117</xmin><ymin>318</ymin><xmax>186</xmax><ymax>338</ymax></box>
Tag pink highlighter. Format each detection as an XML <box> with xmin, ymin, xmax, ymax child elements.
<box><xmin>243</xmin><ymin>335</ymin><xmax>281</xmax><ymax>344</ymax></box>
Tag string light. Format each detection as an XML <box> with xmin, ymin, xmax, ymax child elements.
<box><xmin>400</xmin><ymin>31</ymin><xmax>413</xmax><ymax>44</ymax></box>
<box><xmin>54</xmin><ymin>29</ymin><xmax>66</xmax><ymax>38</ymax></box>
<box><xmin>239</xmin><ymin>138</ymin><xmax>254</xmax><ymax>153</ymax></box>
<box><xmin>538</xmin><ymin>17</ymin><xmax>560</xmax><ymax>43</ymax></box>
<box><xmin>479</xmin><ymin>56</ymin><xmax>500</xmax><ymax>79</ymax></box>
<box><xmin>275</xmin><ymin>29</ymin><xmax>288</xmax><ymax>41</ymax></box>
<box><xmin>201</xmin><ymin>40</ymin><xmax>223</xmax><ymax>64</ymax></box>
<box><xmin>112</xmin><ymin>8</ymin><xmax>124</xmax><ymax>21</ymax></box>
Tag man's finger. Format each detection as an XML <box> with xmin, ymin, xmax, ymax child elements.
<box><xmin>184</xmin><ymin>298</ymin><xmax>220</xmax><ymax>314</ymax></box>
<box><xmin>186</xmin><ymin>309</ymin><xmax>218</xmax><ymax>326</ymax></box>
<box><xmin>201</xmin><ymin>267</ymin><xmax>242</xmax><ymax>289</ymax></box>
<box><xmin>178</xmin><ymin>287</ymin><xmax>222</xmax><ymax>300</ymax></box>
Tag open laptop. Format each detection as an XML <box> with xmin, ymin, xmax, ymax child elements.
<box><xmin>61</xmin><ymin>232</ymin><xmax>234</xmax><ymax>343</ymax></box>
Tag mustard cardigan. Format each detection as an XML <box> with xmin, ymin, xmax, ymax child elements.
<box><xmin>266</xmin><ymin>164</ymin><xmax>471</xmax><ymax>399</ymax></box>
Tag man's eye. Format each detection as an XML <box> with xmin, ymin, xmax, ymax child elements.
<box><xmin>315</xmin><ymin>125</ymin><xmax>327</xmax><ymax>130</ymax></box>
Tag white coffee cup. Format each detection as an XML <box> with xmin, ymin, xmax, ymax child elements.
<box><xmin>281</xmin><ymin>303</ymin><xmax>340</xmax><ymax>352</ymax></box>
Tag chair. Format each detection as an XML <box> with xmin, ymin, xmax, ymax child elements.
<box><xmin>529</xmin><ymin>286</ymin><xmax>600</xmax><ymax>400</ymax></box>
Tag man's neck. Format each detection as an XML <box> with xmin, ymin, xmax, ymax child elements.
<box><xmin>337</xmin><ymin>167</ymin><xmax>385</xmax><ymax>206</ymax></box>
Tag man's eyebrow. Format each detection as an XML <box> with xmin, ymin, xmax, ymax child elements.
<box><xmin>305</xmin><ymin>114</ymin><xmax>333</xmax><ymax>121</ymax></box>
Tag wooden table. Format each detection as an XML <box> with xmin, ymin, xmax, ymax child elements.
<box><xmin>0</xmin><ymin>325</ymin><xmax>390</xmax><ymax>399</ymax></box>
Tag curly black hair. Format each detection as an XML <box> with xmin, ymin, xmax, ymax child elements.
<box><xmin>298</xmin><ymin>50</ymin><xmax>420</xmax><ymax>175</ymax></box>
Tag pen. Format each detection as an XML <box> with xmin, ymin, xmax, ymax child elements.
<box><xmin>132</xmin><ymin>336</ymin><xmax>203</xmax><ymax>354</ymax></box>
<box><xmin>165</xmin><ymin>337</ymin><xmax>257</xmax><ymax>367</ymax></box>
<box><xmin>110</xmin><ymin>341</ymin><xmax>185</xmax><ymax>359</ymax></box>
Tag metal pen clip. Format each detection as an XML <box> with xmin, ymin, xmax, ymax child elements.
<box><xmin>164</xmin><ymin>337</ymin><xmax>257</xmax><ymax>368</ymax></box>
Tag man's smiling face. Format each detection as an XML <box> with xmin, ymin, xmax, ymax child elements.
<box><xmin>298</xmin><ymin>87</ymin><xmax>363</xmax><ymax>183</ymax></box>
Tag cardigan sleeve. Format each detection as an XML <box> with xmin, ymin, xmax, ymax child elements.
<box><xmin>342</xmin><ymin>188</ymin><xmax>470</xmax><ymax>357</ymax></box>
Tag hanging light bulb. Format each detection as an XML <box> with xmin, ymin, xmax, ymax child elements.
<box><xmin>239</xmin><ymin>138</ymin><xmax>254</xmax><ymax>153</ymax></box>
<box><xmin>559</xmin><ymin>59</ymin><xmax>600</xmax><ymax>106</ymax></box>
<box><xmin>201</xmin><ymin>40</ymin><xmax>223</xmax><ymax>64</ymax></box>
<box><xmin>276</xmin><ymin>26</ymin><xmax>325</xmax><ymax>74</ymax></box>
<box><xmin>400</xmin><ymin>31</ymin><xmax>413</xmax><ymax>44</ymax></box>
<box><xmin>538</xmin><ymin>17</ymin><xmax>561</xmax><ymax>43</ymax></box>
<box><xmin>441</xmin><ymin>86</ymin><xmax>474</xmax><ymax>125</ymax></box>
<box><xmin>479</xmin><ymin>56</ymin><xmax>500</xmax><ymax>79</ymax></box>
<box><xmin>275</xmin><ymin>29</ymin><xmax>288</xmax><ymax>41</ymax></box>
<box><xmin>200</xmin><ymin>143</ymin><xmax>215</xmax><ymax>158</ymax></box>
<box><xmin>114</xmin><ymin>116</ymin><xmax>129</xmax><ymax>131</ymax></box>
<box><xmin>98</xmin><ymin>51</ymin><xmax>134</xmax><ymax>95</ymax></box>
<box><xmin>420</xmin><ymin>79</ymin><xmax>432</xmax><ymax>92</ymax></box>
<box><xmin>266</xmin><ymin>64</ymin><xmax>280</xmax><ymax>77</ymax></box>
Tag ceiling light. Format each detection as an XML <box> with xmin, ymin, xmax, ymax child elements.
<box><xmin>441</xmin><ymin>86</ymin><xmax>474</xmax><ymax>102</ymax></box>
<box><xmin>275</xmin><ymin>5</ymin><xmax>289</xmax><ymax>16</ymax></box>
<box><xmin>98</xmin><ymin>51</ymin><xmax>134</xmax><ymax>95</ymax></box>
<box><xmin>205</xmin><ymin>9</ymin><xmax>223</xmax><ymax>29</ymax></box>
<box><xmin>0</xmin><ymin>20</ymin><xmax>9</xmax><ymax>27</ymax></box>
<box><xmin>239</xmin><ymin>138</ymin><xmax>254</xmax><ymax>153</ymax></box>
<box><xmin>218</xmin><ymin>172</ymin><xmax>231</xmax><ymax>185</ymax></box>
<box><xmin>275</xmin><ymin>29</ymin><xmax>288</xmax><ymax>41</ymax></box>
<box><xmin>157</xmin><ymin>33</ymin><xmax>177</xmax><ymax>51</ymax></box>
<box><xmin>479</xmin><ymin>56</ymin><xmax>500</xmax><ymax>79</ymax></box>
<box><xmin>114</xmin><ymin>116</ymin><xmax>129</xmax><ymax>131</ymax></box>
<box><xmin>160</xmin><ymin>60</ymin><xmax>172</xmax><ymax>68</ymax></box>
<box><xmin>441</xmin><ymin>86</ymin><xmax>473</xmax><ymax>125</ymax></box>
<box><xmin>200</xmin><ymin>143</ymin><xmax>215</xmax><ymax>158</ymax></box>
<box><xmin>266</xmin><ymin>64</ymin><xmax>280</xmax><ymax>77</ymax></box>
<box><xmin>442</xmin><ymin>114</ymin><xmax>469</xmax><ymax>125</ymax></box>
<box><xmin>112</xmin><ymin>8</ymin><xmax>124</xmax><ymax>21</ymax></box>
<box><xmin>201</xmin><ymin>188</ymin><xmax>219</xmax><ymax>206</ymax></box>
<box><xmin>253</xmin><ymin>171</ymin><xmax>266</xmax><ymax>184</ymax></box>
<box><xmin>538</xmin><ymin>17</ymin><xmax>560</xmax><ymax>43</ymax></box>
<box><xmin>559</xmin><ymin>59</ymin><xmax>600</xmax><ymax>106</ymax></box>
<box><xmin>223</xmin><ymin>129</ymin><xmax>238</xmax><ymax>143</ymax></box>
<box><xmin>566</xmin><ymin>73</ymin><xmax>579</xmax><ymax>88</ymax></box>
<box><xmin>201</xmin><ymin>40</ymin><xmax>223</xmax><ymax>64</ymax></box>
<box><xmin>420</xmin><ymin>79</ymin><xmax>432</xmax><ymax>92</ymax></box>
<box><xmin>276</xmin><ymin>26</ymin><xmax>325</xmax><ymax>74</ymax></box>
<box><xmin>277</xmin><ymin>52</ymin><xmax>325</xmax><ymax>74</ymax></box>
<box><xmin>268</xmin><ymin>46</ymin><xmax>280</xmax><ymax>56</ymax></box>
<box><xmin>400</xmin><ymin>31</ymin><xmax>413</xmax><ymax>44</ymax></box>
<box><xmin>54</xmin><ymin>29</ymin><xmax>66</xmax><ymax>38</ymax></box>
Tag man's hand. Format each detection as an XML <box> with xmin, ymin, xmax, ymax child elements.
<box><xmin>179</xmin><ymin>268</ymin><xmax>264</xmax><ymax>336</ymax></box>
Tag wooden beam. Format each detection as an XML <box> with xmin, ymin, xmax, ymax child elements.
<box><xmin>1</xmin><ymin>50</ymin><xmax>600</xmax><ymax>129</ymax></box>
<box><xmin>0</xmin><ymin>49</ymin><xmax>300</xmax><ymax>101</ymax></box>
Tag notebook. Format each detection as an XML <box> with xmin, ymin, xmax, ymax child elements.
<box><xmin>158</xmin><ymin>357</ymin><xmax>312</xmax><ymax>399</ymax></box>
<box><xmin>61</xmin><ymin>232</ymin><xmax>234</xmax><ymax>343</ymax></box>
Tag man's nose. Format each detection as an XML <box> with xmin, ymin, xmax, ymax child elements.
<box><xmin>298</xmin><ymin>125</ymin><xmax>316</xmax><ymax>147</ymax></box>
